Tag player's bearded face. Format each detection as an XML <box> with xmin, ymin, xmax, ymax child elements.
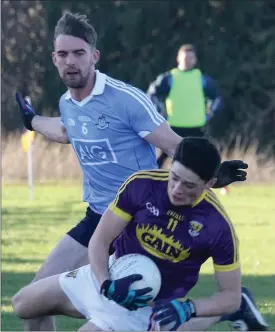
<box><xmin>168</xmin><ymin>161</ymin><xmax>211</xmax><ymax>206</ymax></box>
<box><xmin>53</xmin><ymin>35</ymin><xmax>99</xmax><ymax>89</ymax></box>
<box><xmin>62</xmin><ymin>64</ymin><xmax>91</xmax><ymax>89</ymax></box>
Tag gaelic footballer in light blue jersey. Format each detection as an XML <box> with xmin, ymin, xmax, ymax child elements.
<box><xmin>59</xmin><ymin>70</ymin><xmax>166</xmax><ymax>214</ymax></box>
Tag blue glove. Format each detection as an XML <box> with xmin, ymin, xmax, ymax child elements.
<box><xmin>213</xmin><ymin>160</ymin><xmax>248</xmax><ymax>188</ymax></box>
<box><xmin>152</xmin><ymin>299</ymin><xmax>196</xmax><ymax>330</ymax></box>
<box><xmin>15</xmin><ymin>92</ymin><xmax>36</xmax><ymax>131</ymax></box>
<box><xmin>100</xmin><ymin>274</ymin><xmax>153</xmax><ymax>311</ymax></box>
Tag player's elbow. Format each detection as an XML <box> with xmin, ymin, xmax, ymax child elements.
<box><xmin>58</xmin><ymin>133</ymin><xmax>70</xmax><ymax>144</ymax></box>
<box><xmin>12</xmin><ymin>289</ymin><xmax>31</xmax><ymax>319</ymax></box>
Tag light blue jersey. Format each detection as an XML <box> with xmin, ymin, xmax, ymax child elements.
<box><xmin>59</xmin><ymin>70</ymin><xmax>165</xmax><ymax>214</ymax></box>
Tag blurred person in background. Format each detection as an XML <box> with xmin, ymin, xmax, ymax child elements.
<box><xmin>15</xmin><ymin>12</ymin><xmax>248</xmax><ymax>331</ymax></box>
<box><xmin>147</xmin><ymin>44</ymin><xmax>223</xmax><ymax>169</ymax></box>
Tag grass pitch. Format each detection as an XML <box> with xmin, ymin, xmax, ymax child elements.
<box><xmin>1</xmin><ymin>183</ymin><xmax>275</xmax><ymax>331</ymax></box>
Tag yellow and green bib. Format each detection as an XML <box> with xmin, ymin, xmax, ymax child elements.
<box><xmin>166</xmin><ymin>68</ymin><xmax>206</xmax><ymax>128</ymax></box>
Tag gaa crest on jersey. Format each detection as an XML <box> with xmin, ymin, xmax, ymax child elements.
<box><xmin>96</xmin><ymin>114</ymin><xmax>109</xmax><ymax>130</ymax></box>
<box><xmin>188</xmin><ymin>221</ymin><xmax>203</xmax><ymax>237</ymax></box>
<box><xmin>65</xmin><ymin>269</ymin><xmax>79</xmax><ymax>278</ymax></box>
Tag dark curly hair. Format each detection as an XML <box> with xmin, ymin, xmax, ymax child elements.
<box><xmin>173</xmin><ymin>137</ymin><xmax>221</xmax><ymax>181</ymax></box>
<box><xmin>54</xmin><ymin>12</ymin><xmax>97</xmax><ymax>48</ymax></box>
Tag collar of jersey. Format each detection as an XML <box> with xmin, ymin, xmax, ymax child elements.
<box><xmin>64</xmin><ymin>70</ymin><xmax>106</xmax><ymax>107</ymax></box>
<box><xmin>192</xmin><ymin>190</ymin><xmax>207</xmax><ymax>207</ymax></box>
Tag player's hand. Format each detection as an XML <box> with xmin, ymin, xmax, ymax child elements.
<box><xmin>100</xmin><ymin>274</ymin><xmax>153</xmax><ymax>311</ymax></box>
<box><xmin>152</xmin><ymin>299</ymin><xmax>196</xmax><ymax>331</ymax></box>
<box><xmin>15</xmin><ymin>92</ymin><xmax>36</xmax><ymax>131</ymax></box>
<box><xmin>213</xmin><ymin>160</ymin><xmax>248</xmax><ymax>188</ymax></box>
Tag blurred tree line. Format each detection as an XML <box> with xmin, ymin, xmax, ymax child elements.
<box><xmin>2</xmin><ymin>0</ymin><xmax>275</xmax><ymax>155</ymax></box>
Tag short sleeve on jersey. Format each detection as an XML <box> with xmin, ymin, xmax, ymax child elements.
<box><xmin>211</xmin><ymin>223</ymin><xmax>240</xmax><ymax>272</ymax></box>
<box><xmin>108</xmin><ymin>170</ymin><xmax>167</xmax><ymax>222</ymax></box>
<box><xmin>205</xmin><ymin>191</ymin><xmax>240</xmax><ymax>272</ymax></box>
<box><xmin>108</xmin><ymin>172</ymin><xmax>147</xmax><ymax>222</ymax></box>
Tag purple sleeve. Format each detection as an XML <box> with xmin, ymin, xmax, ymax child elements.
<box><xmin>109</xmin><ymin>173</ymin><xmax>147</xmax><ymax>222</ymax></box>
<box><xmin>210</xmin><ymin>214</ymin><xmax>240</xmax><ymax>272</ymax></box>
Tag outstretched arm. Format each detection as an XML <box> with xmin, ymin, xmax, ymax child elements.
<box><xmin>15</xmin><ymin>92</ymin><xmax>70</xmax><ymax>144</ymax></box>
<box><xmin>144</xmin><ymin>123</ymin><xmax>248</xmax><ymax>187</ymax></box>
<box><xmin>32</xmin><ymin>116</ymin><xmax>70</xmax><ymax>144</ymax></box>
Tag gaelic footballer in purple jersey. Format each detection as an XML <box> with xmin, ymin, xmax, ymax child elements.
<box><xmin>110</xmin><ymin>170</ymin><xmax>239</xmax><ymax>301</ymax></box>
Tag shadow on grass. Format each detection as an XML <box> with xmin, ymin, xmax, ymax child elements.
<box><xmin>2</xmin><ymin>205</ymin><xmax>87</xmax><ymax>229</ymax></box>
<box><xmin>1</xmin><ymin>237</ymin><xmax>64</xmax><ymax>246</ymax></box>
<box><xmin>1</xmin><ymin>270</ymin><xmax>274</xmax><ymax>331</ymax></box>
<box><xmin>2</xmin><ymin>204</ymin><xmax>84</xmax><ymax>217</ymax></box>
<box><xmin>1</xmin><ymin>257</ymin><xmax>43</xmax><ymax>264</ymax></box>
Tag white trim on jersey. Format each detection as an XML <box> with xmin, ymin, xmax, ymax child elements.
<box><xmin>105</xmin><ymin>76</ymin><xmax>164</xmax><ymax>126</ymax></box>
<box><xmin>106</xmin><ymin>76</ymin><xmax>164</xmax><ymax>124</ymax></box>
<box><xmin>138</xmin><ymin>130</ymin><xmax>151</xmax><ymax>138</ymax></box>
<box><xmin>64</xmin><ymin>70</ymin><xmax>106</xmax><ymax>107</ymax></box>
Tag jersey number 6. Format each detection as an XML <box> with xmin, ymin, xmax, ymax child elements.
<box><xmin>82</xmin><ymin>123</ymin><xmax>88</xmax><ymax>135</ymax></box>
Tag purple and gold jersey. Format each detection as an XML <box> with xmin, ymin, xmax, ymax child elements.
<box><xmin>110</xmin><ymin>170</ymin><xmax>240</xmax><ymax>301</ymax></box>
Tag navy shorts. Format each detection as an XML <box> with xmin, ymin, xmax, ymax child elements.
<box><xmin>67</xmin><ymin>207</ymin><xmax>102</xmax><ymax>247</ymax></box>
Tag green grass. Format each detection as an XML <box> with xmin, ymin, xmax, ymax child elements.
<box><xmin>1</xmin><ymin>183</ymin><xmax>275</xmax><ymax>331</ymax></box>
